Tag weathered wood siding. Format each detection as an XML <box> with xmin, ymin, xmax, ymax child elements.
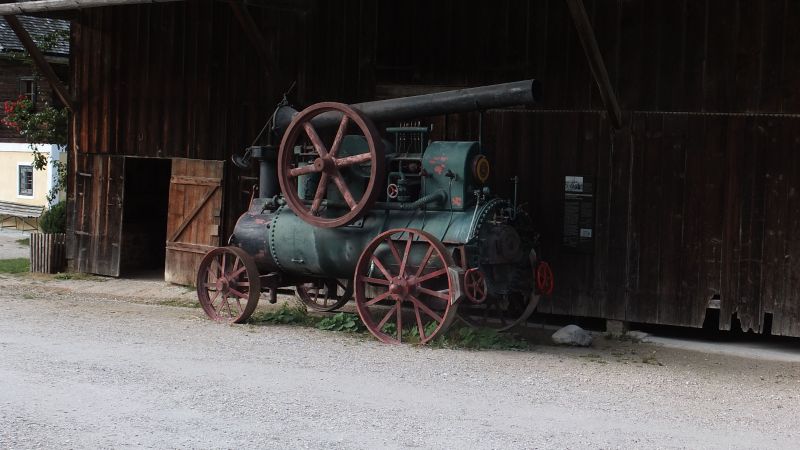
<box><xmin>70</xmin><ymin>0</ymin><xmax>800</xmax><ymax>335</ymax></box>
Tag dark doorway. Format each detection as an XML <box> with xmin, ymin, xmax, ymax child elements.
<box><xmin>120</xmin><ymin>157</ymin><xmax>172</xmax><ymax>277</ymax></box>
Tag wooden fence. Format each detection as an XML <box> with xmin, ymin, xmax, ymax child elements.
<box><xmin>30</xmin><ymin>233</ymin><xmax>66</xmax><ymax>274</ymax></box>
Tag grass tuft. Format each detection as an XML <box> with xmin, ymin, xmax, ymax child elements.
<box><xmin>0</xmin><ymin>258</ymin><xmax>29</xmax><ymax>274</ymax></box>
<box><xmin>249</xmin><ymin>303</ymin><xmax>316</xmax><ymax>326</ymax></box>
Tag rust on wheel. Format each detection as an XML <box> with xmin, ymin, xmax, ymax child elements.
<box><xmin>295</xmin><ymin>279</ymin><xmax>352</xmax><ymax>312</ymax></box>
<box><xmin>196</xmin><ymin>246</ymin><xmax>261</xmax><ymax>324</ymax></box>
<box><xmin>354</xmin><ymin>228</ymin><xmax>461</xmax><ymax>345</ymax></box>
<box><xmin>277</xmin><ymin>102</ymin><xmax>385</xmax><ymax>228</ymax></box>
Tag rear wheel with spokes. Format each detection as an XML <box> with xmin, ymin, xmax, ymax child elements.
<box><xmin>354</xmin><ymin>228</ymin><xmax>460</xmax><ymax>345</ymax></box>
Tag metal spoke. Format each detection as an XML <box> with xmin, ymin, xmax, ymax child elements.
<box><xmin>208</xmin><ymin>260</ymin><xmax>221</xmax><ymax>283</ymax></box>
<box><xmin>360</xmin><ymin>276</ymin><xmax>391</xmax><ymax>286</ymax></box>
<box><xmin>418</xmin><ymin>286</ymin><xmax>450</xmax><ymax>301</ymax></box>
<box><xmin>289</xmin><ymin>164</ymin><xmax>320</xmax><ymax>178</ymax></box>
<box><xmin>214</xmin><ymin>294</ymin><xmax>227</xmax><ymax>314</ymax></box>
<box><xmin>330</xmin><ymin>172</ymin><xmax>357</xmax><ymax>209</ymax></box>
<box><xmin>414</xmin><ymin>245</ymin><xmax>435</xmax><ymax>278</ymax></box>
<box><xmin>408</xmin><ymin>295</ymin><xmax>444</xmax><ymax>323</ymax></box>
<box><xmin>228</xmin><ymin>288</ymin><xmax>247</xmax><ymax>299</ymax></box>
<box><xmin>303</xmin><ymin>122</ymin><xmax>328</xmax><ymax>157</ymax></box>
<box><xmin>377</xmin><ymin>303</ymin><xmax>398</xmax><ymax>330</ymax></box>
<box><xmin>416</xmin><ymin>268</ymin><xmax>447</xmax><ymax>284</ymax></box>
<box><xmin>399</xmin><ymin>236</ymin><xmax>413</xmax><ymax>276</ymax></box>
<box><xmin>329</xmin><ymin>115</ymin><xmax>350</xmax><ymax>157</ymax></box>
<box><xmin>208</xmin><ymin>289</ymin><xmax>221</xmax><ymax>307</ymax></box>
<box><xmin>334</xmin><ymin>152</ymin><xmax>372</xmax><ymax>168</ymax></box>
<box><xmin>310</xmin><ymin>172</ymin><xmax>329</xmax><ymax>215</ymax></box>
<box><xmin>365</xmin><ymin>291</ymin><xmax>391</xmax><ymax>306</ymax></box>
<box><xmin>414</xmin><ymin>302</ymin><xmax>426</xmax><ymax>341</ymax></box>
<box><xmin>386</xmin><ymin>238</ymin><xmax>403</xmax><ymax>265</ymax></box>
<box><xmin>232</xmin><ymin>256</ymin><xmax>241</xmax><ymax>275</ymax></box>
<box><xmin>371</xmin><ymin>256</ymin><xmax>393</xmax><ymax>281</ymax></box>
<box><xmin>224</xmin><ymin>295</ymin><xmax>234</xmax><ymax>317</ymax></box>
<box><xmin>228</xmin><ymin>264</ymin><xmax>246</xmax><ymax>280</ymax></box>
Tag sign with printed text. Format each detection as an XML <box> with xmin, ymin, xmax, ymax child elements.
<box><xmin>563</xmin><ymin>175</ymin><xmax>594</xmax><ymax>253</ymax></box>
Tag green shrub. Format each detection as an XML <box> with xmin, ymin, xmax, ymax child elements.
<box><xmin>40</xmin><ymin>201</ymin><xmax>66</xmax><ymax>234</ymax></box>
<box><xmin>317</xmin><ymin>313</ymin><xmax>365</xmax><ymax>333</ymax></box>
<box><xmin>249</xmin><ymin>303</ymin><xmax>312</xmax><ymax>325</ymax></box>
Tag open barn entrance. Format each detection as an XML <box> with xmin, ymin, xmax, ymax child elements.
<box><xmin>120</xmin><ymin>157</ymin><xmax>172</xmax><ymax>278</ymax></box>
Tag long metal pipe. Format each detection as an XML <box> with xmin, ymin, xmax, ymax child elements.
<box><xmin>275</xmin><ymin>79</ymin><xmax>542</xmax><ymax>133</ymax></box>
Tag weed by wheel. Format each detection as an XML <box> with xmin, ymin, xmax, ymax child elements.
<box><xmin>249</xmin><ymin>303</ymin><xmax>316</xmax><ymax>326</ymax></box>
<box><xmin>317</xmin><ymin>313</ymin><xmax>365</xmax><ymax>333</ymax></box>
<box><xmin>431</xmin><ymin>326</ymin><xmax>529</xmax><ymax>350</ymax></box>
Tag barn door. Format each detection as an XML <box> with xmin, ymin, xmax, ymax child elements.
<box><xmin>165</xmin><ymin>158</ymin><xmax>225</xmax><ymax>285</ymax></box>
<box><xmin>67</xmin><ymin>154</ymin><xmax>126</xmax><ymax>276</ymax></box>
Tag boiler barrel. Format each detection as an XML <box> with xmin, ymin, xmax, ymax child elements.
<box><xmin>233</xmin><ymin>204</ymin><xmax>479</xmax><ymax>278</ymax></box>
<box><xmin>274</xmin><ymin>79</ymin><xmax>542</xmax><ymax>132</ymax></box>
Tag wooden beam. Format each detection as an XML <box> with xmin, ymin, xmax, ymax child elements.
<box><xmin>3</xmin><ymin>14</ymin><xmax>75</xmax><ymax>111</ymax></box>
<box><xmin>228</xmin><ymin>0</ymin><xmax>275</xmax><ymax>78</ymax></box>
<box><xmin>565</xmin><ymin>0</ymin><xmax>623</xmax><ymax>129</ymax></box>
<box><xmin>0</xmin><ymin>0</ymin><xmax>182</xmax><ymax>15</ymax></box>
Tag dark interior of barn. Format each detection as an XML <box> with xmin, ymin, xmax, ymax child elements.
<box><xmin>120</xmin><ymin>157</ymin><xmax>171</xmax><ymax>277</ymax></box>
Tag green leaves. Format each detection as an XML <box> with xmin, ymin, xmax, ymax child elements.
<box><xmin>317</xmin><ymin>313</ymin><xmax>365</xmax><ymax>333</ymax></box>
<box><xmin>249</xmin><ymin>303</ymin><xmax>311</xmax><ymax>325</ymax></box>
<box><xmin>40</xmin><ymin>201</ymin><xmax>66</xmax><ymax>234</ymax></box>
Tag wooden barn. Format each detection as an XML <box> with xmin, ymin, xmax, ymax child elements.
<box><xmin>4</xmin><ymin>0</ymin><xmax>799</xmax><ymax>337</ymax></box>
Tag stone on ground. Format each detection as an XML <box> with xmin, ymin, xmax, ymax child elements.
<box><xmin>552</xmin><ymin>324</ymin><xmax>593</xmax><ymax>347</ymax></box>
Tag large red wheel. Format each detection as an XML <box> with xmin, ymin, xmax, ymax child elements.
<box><xmin>295</xmin><ymin>278</ymin><xmax>352</xmax><ymax>312</ymax></box>
<box><xmin>278</xmin><ymin>102</ymin><xmax>385</xmax><ymax>228</ymax></box>
<box><xmin>354</xmin><ymin>228</ymin><xmax>461</xmax><ymax>345</ymax></box>
<box><xmin>196</xmin><ymin>246</ymin><xmax>261</xmax><ymax>323</ymax></box>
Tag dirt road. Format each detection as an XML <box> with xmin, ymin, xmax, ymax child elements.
<box><xmin>1</xmin><ymin>278</ymin><xmax>799</xmax><ymax>449</ymax></box>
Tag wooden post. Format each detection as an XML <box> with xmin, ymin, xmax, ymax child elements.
<box><xmin>3</xmin><ymin>15</ymin><xmax>76</xmax><ymax>112</ymax></box>
<box><xmin>565</xmin><ymin>0</ymin><xmax>623</xmax><ymax>129</ymax></box>
<box><xmin>228</xmin><ymin>0</ymin><xmax>275</xmax><ymax>78</ymax></box>
<box><xmin>0</xmin><ymin>0</ymin><xmax>183</xmax><ymax>15</ymax></box>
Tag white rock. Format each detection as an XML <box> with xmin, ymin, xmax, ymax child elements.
<box><xmin>552</xmin><ymin>324</ymin><xmax>593</xmax><ymax>347</ymax></box>
<box><xmin>626</xmin><ymin>330</ymin><xmax>650</xmax><ymax>342</ymax></box>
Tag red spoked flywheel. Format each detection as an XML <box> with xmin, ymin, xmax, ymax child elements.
<box><xmin>535</xmin><ymin>261</ymin><xmax>554</xmax><ymax>296</ymax></box>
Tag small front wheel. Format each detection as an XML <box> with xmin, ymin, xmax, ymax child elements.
<box><xmin>196</xmin><ymin>246</ymin><xmax>261</xmax><ymax>323</ymax></box>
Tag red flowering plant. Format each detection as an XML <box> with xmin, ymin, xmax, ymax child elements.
<box><xmin>2</xmin><ymin>94</ymin><xmax>66</xmax><ymax>147</ymax></box>
<box><xmin>1</xmin><ymin>95</ymin><xmax>32</xmax><ymax>133</ymax></box>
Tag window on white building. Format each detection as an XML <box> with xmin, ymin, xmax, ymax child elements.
<box><xmin>18</xmin><ymin>165</ymin><xmax>33</xmax><ymax>196</ymax></box>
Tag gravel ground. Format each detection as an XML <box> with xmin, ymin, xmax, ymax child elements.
<box><xmin>1</xmin><ymin>274</ymin><xmax>799</xmax><ymax>449</ymax></box>
<box><xmin>0</xmin><ymin>229</ymin><xmax>30</xmax><ymax>259</ymax></box>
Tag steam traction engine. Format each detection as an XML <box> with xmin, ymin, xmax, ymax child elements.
<box><xmin>196</xmin><ymin>80</ymin><xmax>554</xmax><ymax>344</ymax></box>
